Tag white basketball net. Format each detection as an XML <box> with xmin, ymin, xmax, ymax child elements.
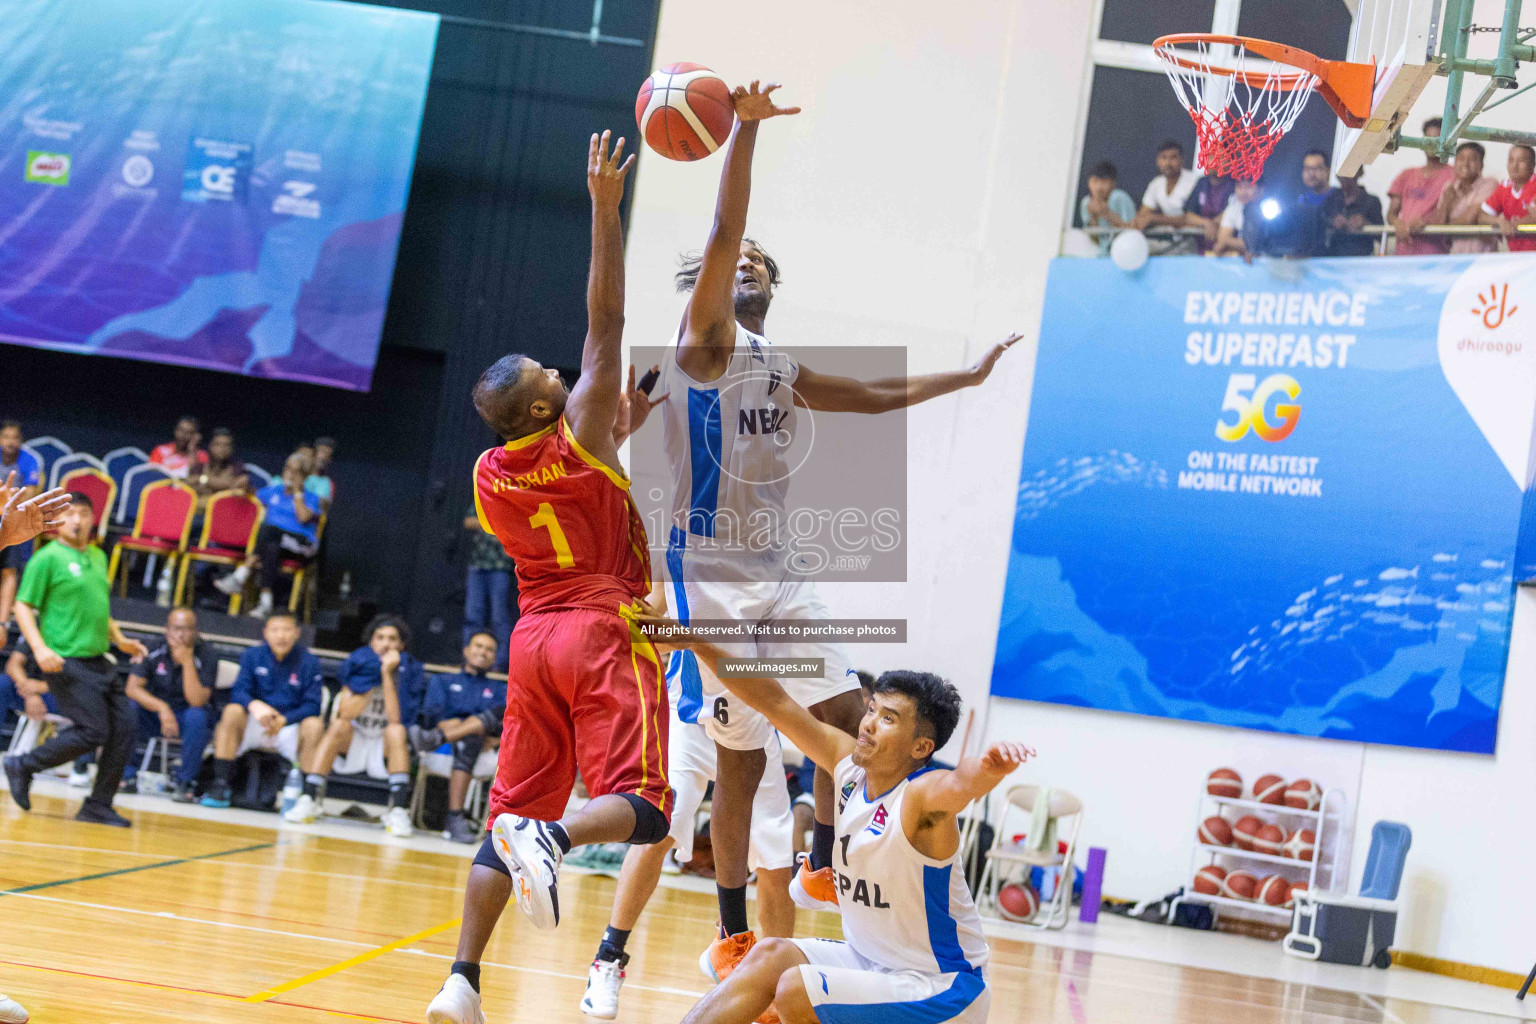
<box><xmin>1155</xmin><ymin>39</ymin><xmax>1320</xmax><ymax>181</ymax></box>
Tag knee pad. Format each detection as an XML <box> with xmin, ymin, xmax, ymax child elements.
<box><xmin>472</xmin><ymin>834</ymin><xmax>510</xmax><ymax>877</ymax></box>
<box><xmin>621</xmin><ymin>792</ymin><xmax>671</xmax><ymax>845</ymax></box>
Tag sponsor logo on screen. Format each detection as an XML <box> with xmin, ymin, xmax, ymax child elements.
<box><xmin>25</xmin><ymin>151</ymin><xmax>70</xmax><ymax>185</ymax></box>
<box><xmin>272</xmin><ymin>180</ymin><xmax>320</xmax><ymax>219</ymax></box>
<box><xmin>183</xmin><ymin>138</ymin><xmax>252</xmax><ymax>203</ymax></box>
<box><xmin>1472</xmin><ymin>283</ymin><xmax>1518</xmax><ymax>331</ymax></box>
<box><xmin>121</xmin><ymin>154</ymin><xmax>155</xmax><ymax>188</ymax></box>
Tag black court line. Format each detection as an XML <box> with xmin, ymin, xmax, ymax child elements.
<box><xmin>2</xmin><ymin>841</ymin><xmax>276</xmax><ymax>894</ymax></box>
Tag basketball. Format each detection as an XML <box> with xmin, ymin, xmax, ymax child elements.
<box><xmin>1284</xmin><ymin>828</ymin><xmax>1317</xmax><ymax>861</ymax></box>
<box><xmin>1257</xmin><ymin>875</ymin><xmax>1291</xmax><ymax>906</ymax></box>
<box><xmin>635</xmin><ymin>63</ymin><xmax>735</xmax><ymax>161</ymax></box>
<box><xmin>1284</xmin><ymin>778</ymin><xmax>1322</xmax><ymax>810</ymax></box>
<box><xmin>1254</xmin><ymin>823</ymin><xmax>1285</xmax><ymax>856</ymax></box>
<box><xmin>998</xmin><ymin>882</ymin><xmax>1040</xmax><ymax>922</ymax></box>
<box><xmin>1223</xmin><ymin>870</ymin><xmax>1259</xmax><ymax>901</ymax></box>
<box><xmin>1253</xmin><ymin>774</ymin><xmax>1287</xmax><ymax>804</ymax></box>
<box><xmin>1232</xmin><ymin>814</ymin><xmax>1263</xmax><ymax>850</ymax></box>
<box><xmin>1288</xmin><ymin>880</ymin><xmax>1310</xmax><ymax>906</ymax></box>
<box><xmin>1198</xmin><ymin>815</ymin><xmax>1234</xmax><ymax>846</ymax></box>
<box><xmin>1206</xmin><ymin>768</ymin><xmax>1243</xmax><ymax>798</ymax></box>
<box><xmin>1193</xmin><ymin>865</ymin><xmax>1227</xmax><ymax>895</ymax></box>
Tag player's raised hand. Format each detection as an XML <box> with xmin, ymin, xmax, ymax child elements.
<box><xmin>968</xmin><ymin>332</ymin><xmax>1024</xmax><ymax>385</ymax></box>
<box><xmin>612</xmin><ymin>364</ymin><xmax>670</xmax><ymax>446</ymax></box>
<box><xmin>0</xmin><ymin>483</ymin><xmax>70</xmax><ymax>550</ymax></box>
<box><xmin>732</xmin><ymin>81</ymin><xmax>800</xmax><ymax>122</ymax></box>
<box><xmin>979</xmin><ymin>741</ymin><xmax>1035</xmax><ymax>776</ymax></box>
<box><xmin>587</xmin><ymin>130</ymin><xmax>636</xmax><ymax>209</ymax></box>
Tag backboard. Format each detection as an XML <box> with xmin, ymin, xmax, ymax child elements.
<box><xmin>1337</xmin><ymin>0</ymin><xmax>1443</xmax><ymax>174</ymax></box>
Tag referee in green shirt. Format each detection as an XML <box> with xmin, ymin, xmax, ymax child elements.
<box><xmin>3</xmin><ymin>492</ymin><xmax>147</xmax><ymax>826</ymax></box>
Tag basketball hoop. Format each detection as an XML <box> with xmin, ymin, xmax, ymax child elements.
<box><xmin>1153</xmin><ymin>35</ymin><xmax>1377</xmax><ymax>181</ymax></box>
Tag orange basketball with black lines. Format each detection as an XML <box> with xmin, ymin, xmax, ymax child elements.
<box><xmin>636</xmin><ymin>63</ymin><xmax>734</xmax><ymax>161</ymax></box>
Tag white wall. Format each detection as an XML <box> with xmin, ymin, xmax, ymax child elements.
<box><xmin>628</xmin><ymin>0</ymin><xmax>1533</xmax><ymax>974</ymax></box>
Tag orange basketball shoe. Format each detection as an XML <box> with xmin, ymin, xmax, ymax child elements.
<box><xmin>699</xmin><ymin>928</ymin><xmax>756</xmax><ymax>983</ymax></box>
<box><xmin>789</xmin><ymin>858</ymin><xmax>840</xmax><ymax>912</ymax></box>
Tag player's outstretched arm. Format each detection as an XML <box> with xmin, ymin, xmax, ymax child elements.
<box><xmin>566</xmin><ymin>130</ymin><xmax>637</xmax><ymax>463</ymax></box>
<box><xmin>679</xmin><ymin>82</ymin><xmax>800</xmax><ymax>367</ymax></box>
<box><xmin>791</xmin><ymin>333</ymin><xmax>1024</xmax><ymax>414</ymax></box>
<box><xmin>644</xmin><ymin>617</ymin><xmax>854</xmax><ymax>772</ymax></box>
<box><xmin>907</xmin><ymin>741</ymin><xmax>1034</xmax><ymax>817</ymax></box>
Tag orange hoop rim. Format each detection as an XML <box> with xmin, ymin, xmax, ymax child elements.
<box><xmin>1152</xmin><ymin>34</ymin><xmax>1328</xmax><ymax>91</ymax></box>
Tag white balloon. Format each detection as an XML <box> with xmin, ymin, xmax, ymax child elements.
<box><xmin>1060</xmin><ymin>228</ymin><xmax>1100</xmax><ymax>259</ymax></box>
<box><xmin>1110</xmin><ymin>229</ymin><xmax>1150</xmax><ymax>272</ymax></box>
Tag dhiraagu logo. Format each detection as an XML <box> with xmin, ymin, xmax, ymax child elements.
<box><xmin>1216</xmin><ymin>373</ymin><xmax>1300</xmax><ymax>443</ymax></box>
<box><xmin>25</xmin><ymin>151</ymin><xmax>70</xmax><ymax>185</ymax></box>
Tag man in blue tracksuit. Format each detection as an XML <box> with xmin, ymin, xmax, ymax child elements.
<box><xmin>202</xmin><ymin>611</ymin><xmax>324</xmax><ymax>808</ymax></box>
<box><xmin>417</xmin><ymin>631</ymin><xmax>505</xmax><ymax>843</ymax></box>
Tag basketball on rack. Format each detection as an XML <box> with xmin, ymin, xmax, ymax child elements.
<box><xmin>1257</xmin><ymin>875</ymin><xmax>1292</xmax><ymax>906</ymax></box>
<box><xmin>1199</xmin><ymin>816</ymin><xmax>1234</xmax><ymax>846</ymax></box>
<box><xmin>1253</xmin><ymin>774</ymin><xmax>1287</xmax><ymax>804</ymax></box>
<box><xmin>1206</xmin><ymin>768</ymin><xmax>1243</xmax><ymax>798</ymax></box>
<box><xmin>1232</xmin><ymin>815</ymin><xmax>1263</xmax><ymax>850</ymax></box>
<box><xmin>1193</xmin><ymin>865</ymin><xmax>1227</xmax><ymax>895</ymax></box>
<box><xmin>1254</xmin><ymin>823</ymin><xmax>1286</xmax><ymax>855</ymax></box>
<box><xmin>1284</xmin><ymin>778</ymin><xmax>1322</xmax><ymax>810</ymax></box>
<box><xmin>1284</xmin><ymin>828</ymin><xmax>1317</xmax><ymax>861</ymax></box>
<box><xmin>998</xmin><ymin>882</ymin><xmax>1040</xmax><ymax>922</ymax></box>
<box><xmin>1223</xmin><ymin>870</ymin><xmax>1259</xmax><ymax>901</ymax></box>
<box><xmin>635</xmin><ymin>63</ymin><xmax>735</xmax><ymax>161</ymax></box>
<box><xmin>1287</xmin><ymin>879</ymin><xmax>1310</xmax><ymax>906</ymax></box>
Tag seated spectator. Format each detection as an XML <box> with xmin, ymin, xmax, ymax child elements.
<box><xmin>0</xmin><ymin>638</ymin><xmax>58</xmax><ymax>736</ymax></box>
<box><xmin>1479</xmin><ymin>143</ymin><xmax>1536</xmax><ymax>252</ymax></box>
<box><xmin>1432</xmin><ymin>141</ymin><xmax>1499</xmax><ymax>253</ymax></box>
<box><xmin>191</xmin><ymin>428</ymin><xmax>250</xmax><ymax>500</ymax></box>
<box><xmin>462</xmin><ymin>506</ymin><xmax>514</xmax><ymax>671</ymax></box>
<box><xmin>1388</xmin><ymin>117</ymin><xmax>1456</xmax><ymax>255</ymax></box>
<box><xmin>1213</xmin><ymin>178</ymin><xmax>1260</xmax><ymax>258</ymax></box>
<box><xmin>1182</xmin><ymin>174</ymin><xmax>1238</xmax><ymax>254</ymax></box>
<box><xmin>307</xmin><ymin>437</ymin><xmax>336</xmax><ymax>509</ymax></box>
<box><xmin>0</xmin><ymin>420</ymin><xmax>42</xmax><ymax>625</ymax></box>
<box><xmin>1077</xmin><ymin>162</ymin><xmax>1136</xmax><ymax>255</ymax></box>
<box><xmin>1323</xmin><ymin>167</ymin><xmax>1384</xmax><ymax>257</ymax></box>
<box><xmin>149</xmin><ymin>416</ymin><xmax>208</xmax><ymax>479</ymax></box>
<box><xmin>122</xmin><ymin>608</ymin><xmax>211</xmax><ymax>802</ymax></box>
<box><xmin>1134</xmin><ymin>140</ymin><xmax>1199</xmax><ymax>252</ymax></box>
<box><xmin>201</xmin><ymin>611</ymin><xmax>324</xmax><ymax>808</ymax></box>
<box><xmin>214</xmin><ymin>455</ymin><xmax>322</xmax><ymax>618</ymax></box>
<box><xmin>285</xmin><ymin>614</ymin><xmax>425</xmax><ymax>836</ymax></box>
<box><xmin>417</xmin><ymin>631</ymin><xmax>504</xmax><ymax>843</ymax></box>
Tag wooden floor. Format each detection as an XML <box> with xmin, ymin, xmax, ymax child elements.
<box><xmin>0</xmin><ymin>793</ymin><xmax>1505</xmax><ymax>1024</ymax></box>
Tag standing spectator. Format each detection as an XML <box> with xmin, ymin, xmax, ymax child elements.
<box><xmin>2</xmin><ymin>493</ymin><xmax>149</xmax><ymax>826</ymax></box>
<box><xmin>1134</xmin><ymin>141</ymin><xmax>1199</xmax><ymax>252</ymax></box>
<box><xmin>1182</xmin><ymin>174</ymin><xmax>1238</xmax><ymax>254</ymax></box>
<box><xmin>1388</xmin><ymin>117</ymin><xmax>1456</xmax><ymax>254</ymax></box>
<box><xmin>462</xmin><ymin>506</ymin><xmax>514</xmax><ymax>670</ymax></box>
<box><xmin>122</xmin><ymin>608</ymin><xmax>212</xmax><ymax>802</ymax></box>
<box><xmin>1323</xmin><ymin>168</ymin><xmax>1384</xmax><ymax>257</ymax></box>
<box><xmin>417</xmin><ymin>631</ymin><xmax>505</xmax><ymax>843</ymax></box>
<box><xmin>1479</xmin><ymin>144</ymin><xmax>1536</xmax><ymax>252</ymax></box>
<box><xmin>201</xmin><ymin>611</ymin><xmax>324</xmax><ymax>808</ymax></box>
<box><xmin>214</xmin><ymin>455</ymin><xmax>321</xmax><ymax>618</ymax></box>
<box><xmin>1078</xmin><ymin>162</ymin><xmax>1136</xmax><ymax>255</ymax></box>
<box><xmin>148</xmin><ymin>416</ymin><xmax>208</xmax><ymax>479</ymax></box>
<box><xmin>191</xmin><ymin>428</ymin><xmax>250</xmax><ymax>501</ymax></box>
<box><xmin>306</xmin><ymin>437</ymin><xmax>336</xmax><ymax>509</ymax></box>
<box><xmin>285</xmin><ymin>614</ymin><xmax>425</xmax><ymax>836</ymax></box>
<box><xmin>1431</xmin><ymin>142</ymin><xmax>1499</xmax><ymax>254</ymax></box>
<box><xmin>0</xmin><ymin>421</ymin><xmax>42</xmax><ymax>625</ymax></box>
<box><xmin>1214</xmin><ymin>179</ymin><xmax>1260</xmax><ymax>258</ymax></box>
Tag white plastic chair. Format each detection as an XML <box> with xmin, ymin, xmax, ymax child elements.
<box><xmin>410</xmin><ymin>745</ymin><xmax>499</xmax><ymax>829</ymax></box>
<box><xmin>5</xmin><ymin>713</ymin><xmax>72</xmax><ymax>757</ymax></box>
<box><xmin>977</xmin><ymin>785</ymin><xmax>1084</xmax><ymax>930</ymax></box>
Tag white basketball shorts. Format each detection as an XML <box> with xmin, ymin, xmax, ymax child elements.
<box><xmin>791</xmin><ymin>938</ymin><xmax>990</xmax><ymax>1024</ymax></box>
<box><xmin>667</xmin><ymin>720</ymin><xmax>794</xmax><ymax>872</ymax></box>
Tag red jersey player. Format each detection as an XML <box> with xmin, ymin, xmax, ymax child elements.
<box><xmin>428</xmin><ymin>131</ymin><xmax>671</xmax><ymax>1024</ymax></box>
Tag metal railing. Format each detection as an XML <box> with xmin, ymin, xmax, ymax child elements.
<box><xmin>1073</xmin><ymin>223</ymin><xmax>1533</xmax><ymax>256</ymax></box>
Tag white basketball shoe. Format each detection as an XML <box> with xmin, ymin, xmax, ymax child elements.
<box><xmin>490</xmin><ymin>813</ymin><xmax>563</xmax><ymax>929</ymax></box>
<box><xmin>579</xmin><ymin>956</ymin><xmax>626</xmax><ymax>1019</ymax></box>
<box><xmin>0</xmin><ymin>993</ymin><xmax>29</xmax><ymax>1023</ymax></box>
<box><xmin>282</xmin><ymin>793</ymin><xmax>319</xmax><ymax>824</ymax></box>
<box><xmin>425</xmin><ymin>973</ymin><xmax>484</xmax><ymax>1024</ymax></box>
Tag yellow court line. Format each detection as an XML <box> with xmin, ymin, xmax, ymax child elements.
<box><xmin>242</xmin><ymin>917</ymin><xmax>461</xmax><ymax>1003</ymax></box>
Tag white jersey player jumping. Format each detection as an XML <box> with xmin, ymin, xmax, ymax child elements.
<box><xmin>658</xmin><ymin>78</ymin><xmax>1024</xmax><ymax>980</ymax></box>
<box><xmin>654</xmin><ymin>621</ymin><xmax>1032</xmax><ymax>1024</ymax></box>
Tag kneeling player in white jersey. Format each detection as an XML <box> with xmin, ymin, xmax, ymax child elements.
<box><xmin>658</xmin><ymin>625</ymin><xmax>1031</xmax><ymax>1024</ymax></box>
<box><xmin>660</xmin><ymin>78</ymin><xmax>1023</xmax><ymax>980</ymax></box>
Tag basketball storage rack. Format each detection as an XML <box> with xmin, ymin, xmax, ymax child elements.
<box><xmin>1168</xmin><ymin>781</ymin><xmax>1346</xmax><ymax>924</ymax></box>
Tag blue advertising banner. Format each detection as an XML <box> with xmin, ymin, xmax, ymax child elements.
<box><xmin>994</xmin><ymin>254</ymin><xmax>1536</xmax><ymax>754</ymax></box>
<box><xmin>0</xmin><ymin>0</ymin><xmax>438</xmax><ymax>391</ymax></box>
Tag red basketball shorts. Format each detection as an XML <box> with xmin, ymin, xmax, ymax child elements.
<box><xmin>486</xmin><ymin>606</ymin><xmax>671</xmax><ymax>824</ymax></box>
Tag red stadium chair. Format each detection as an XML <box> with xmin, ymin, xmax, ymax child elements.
<box><xmin>107</xmin><ymin>480</ymin><xmax>197</xmax><ymax>596</ymax></box>
<box><xmin>52</xmin><ymin>467</ymin><xmax>117</xmax><ymax>545</ymax></box>
<box><xmin>281</xmin><ymin>513</ymin><xmax>326</xmax><ymax>622</ymax></box>
<box><xmin>174</xmin><ymin>489</ymin><xmax>264</xmax><ymax>610</ymax></box>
